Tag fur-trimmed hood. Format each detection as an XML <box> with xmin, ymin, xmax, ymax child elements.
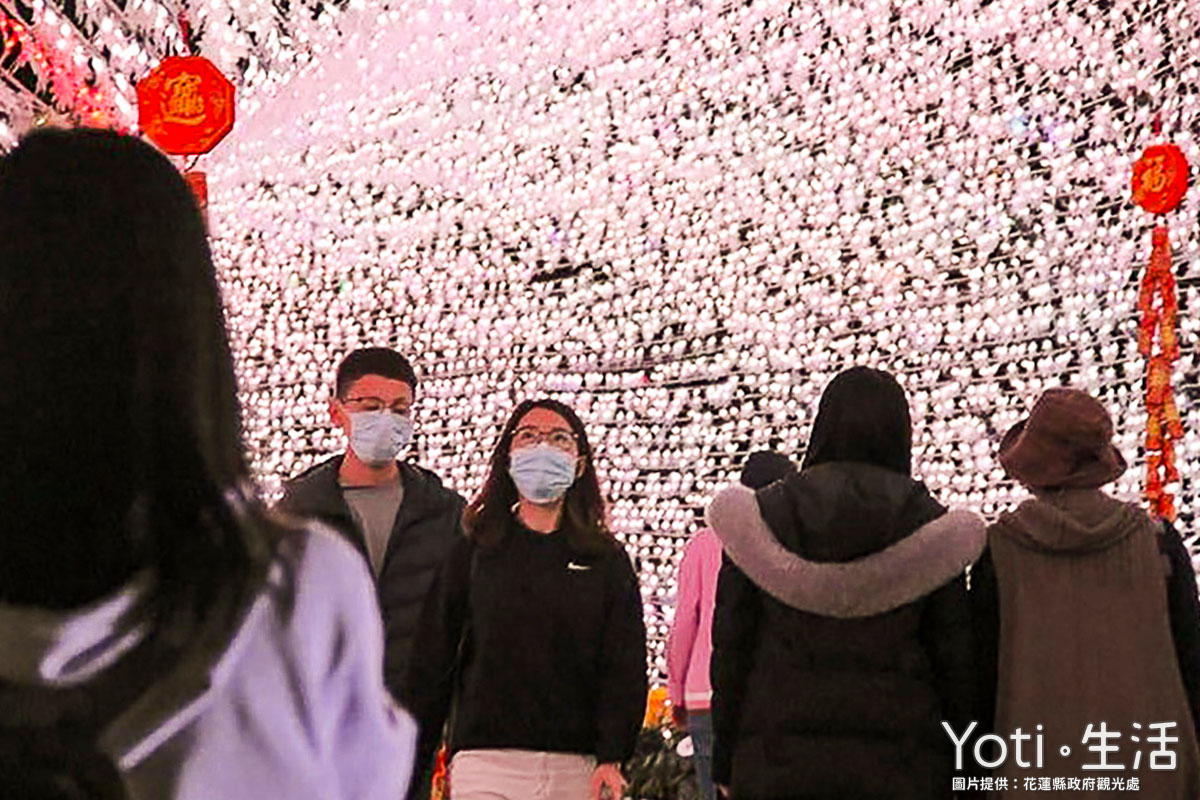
<box><xmin>706</xmin><ymin>463</ymin><xmax>986</xmax><ymax>618</ymax></box>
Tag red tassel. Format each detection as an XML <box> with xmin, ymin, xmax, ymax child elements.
<box><xmin>431</xmin><ymin>745</ymin><xmax>449</xmax><ymax>800</ymax></box>
<box><xmin>1141</xmin><ymin>225</ymin><xmax>1182</xmax><ymax>521</ymax></box>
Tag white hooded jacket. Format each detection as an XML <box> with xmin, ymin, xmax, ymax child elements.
<box><xmin>0</xmin><ymin>524</ymin><xmax>417</xmax><ymax>800</ymax></box>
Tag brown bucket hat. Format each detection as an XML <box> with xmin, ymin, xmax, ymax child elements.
<box><xmin>999</xmin><ymin>388</ymin><xmax>1128</xmax><ymax>489</ymax></box>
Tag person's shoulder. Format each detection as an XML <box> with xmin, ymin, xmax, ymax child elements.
<box><xmin>1153</xmin><ymin>516</ymin><xmax>1185</xmax><ymax>547</ymax></box>
<box><xmin>295</xmin><ymin>521</ymin><xmax>374</xmax><ymax>588</ymax></box>
<box><xmin>264</xmin><ymin>521</ymin><xmax>379</xmax><ymax>640</ymax></box>
<box><xmin>1151</xmin><ymin>517</ymin><xmax>1197</xmax><ymax>576</ymax></box>
<box><xmin>279</xmin><ymin>455</ymin><xmax>342</xmax><ymax>502</ymax></box>
<box><xmin>257</xmin><ymin>525</ymin><xmax>403</xmax><ymax>733</ymax></box>
<box><xmin>399</xmin><ymin>461</ymin><xmax>466</xmax><ymax>507</ymax></box>
<box><xmin>285</xmin><ymin>454</ymin><xmax>341</xmax><ymax>484</ymax></box>
<box><xmin>593</xmin><ymin>534</ymin><xmax>639</xmax><ymax>576</ymax></box>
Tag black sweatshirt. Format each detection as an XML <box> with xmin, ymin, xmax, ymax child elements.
<box><xmin>400</xmin><ymin>521</ymin><xmax>648</xmax><ymax>797</ymax></box>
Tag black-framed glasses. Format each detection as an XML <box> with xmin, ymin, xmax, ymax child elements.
<box><xmin>343</xmin><ymin>396</ymin><xmax>413</xmax><ymax>416</ymax></box>
<box><xmin>512</xmin><ymin>426</ymin><xmax>579</xmax><ymax>452</ymax></box>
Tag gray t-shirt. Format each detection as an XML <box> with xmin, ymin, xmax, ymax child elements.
<box><xmin>341</xmin><ymin>479</ymin><xmax>403</xmax><ymax>576</ymax></box>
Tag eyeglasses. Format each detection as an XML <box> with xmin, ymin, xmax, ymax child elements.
<box><xmin>512</xmin><ymin>426</ymin><xmax>579</xmax><ymax>452</ymax></box>
<box><xmin>343</xmin><ymin>396</ymin><xmax>413</xmax><ymax>416</ymax></box>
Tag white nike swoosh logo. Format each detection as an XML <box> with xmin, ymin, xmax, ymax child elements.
<box><xmin>567</xmin><ymin>562</ymin><xmax>592</xmax><ymax>571</ymax></box>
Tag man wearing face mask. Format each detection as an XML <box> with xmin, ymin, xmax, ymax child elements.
<box><xmin>279</xmin><ymin>347</ymin><xmax>466</xmax><ymax>704</ymax></box>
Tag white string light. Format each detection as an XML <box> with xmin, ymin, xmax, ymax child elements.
<box><xmin>4</xmin><ymin>0</ymin><xmax>1199</xmax><ymax>682</ymax></box>
<box><xmin>207</xmin><ymin>0</ymin><xmax>1200</xmax><ymax>681</ymax></box>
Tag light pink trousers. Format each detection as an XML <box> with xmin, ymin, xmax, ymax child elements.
<box><xmin>449</xmin><ymin>749</ymin><xmax>596</xmax><ymax>800</ymax></box>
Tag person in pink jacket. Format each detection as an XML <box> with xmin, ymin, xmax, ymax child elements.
<box><xmin>667</xmin><ymin>451</ymin><xmax>795</xmax><ymax>800</ymax></box>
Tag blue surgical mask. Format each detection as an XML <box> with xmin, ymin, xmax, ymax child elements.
<box><xmin>348</xmin><ymin>411</ymin><xmax>413</xmax><ymax>466</ymax></box>
<box><xmin>508</xmin><ymin>444</ymin><xmax>578</xmax><ymax>504</ymax></box>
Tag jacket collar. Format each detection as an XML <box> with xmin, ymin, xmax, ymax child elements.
<box><xmin>707</xmin><ymin>483</ymin><xmax>985</xmax><ymax>618</ymax></box>
<box><xmin>291</xmin><ymin>455</ymin><xmax>456</xmax><ymax>526</ymax></box>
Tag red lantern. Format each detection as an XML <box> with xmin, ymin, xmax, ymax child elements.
<box><xmin>137</xmin><ymin>56</ymin><xmax>235</xmax><ymax>155</ymax></box>
<box><xmin>1131</xmin><ymin>144</ymin><xmax>1189</xmax><ymax>215</ymax></box>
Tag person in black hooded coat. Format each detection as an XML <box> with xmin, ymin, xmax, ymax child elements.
<box><xmin>706</xmin><ymin>367</ymin><xmax>986</xmax><ymax>799</ymax></box>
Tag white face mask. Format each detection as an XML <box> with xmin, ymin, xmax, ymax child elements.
<box><xmin>508</xmin><ymin>444</ymin><xmax>578</xmax><ymax>503</ymax></box>
<box><xmin>348</xmin><ymin>410</ymin><xmax>413</xmax><ymax>466</ymax></box>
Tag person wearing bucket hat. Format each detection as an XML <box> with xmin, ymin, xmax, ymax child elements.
<box><xmin>971</xmin><ymin>388</ymin><xmax>1200</xmax><ymax>797</ymax></box>
<box><xmin>996</xmin><ymin>388</ymin><xmax>1128</xmax><ymax>490</ymax></box>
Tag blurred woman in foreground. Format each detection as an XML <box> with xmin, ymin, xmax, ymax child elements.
<box><xmin>0</xmin><ymin>129</ymin><xmax>414</xmax><ymax>800</ymax></box>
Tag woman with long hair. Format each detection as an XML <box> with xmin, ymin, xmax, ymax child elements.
<box><xmin>0</xmin><ymin>128</ymin><xmax>414</xmax><ymax>799</ymax></box>
<box><xmin>402</xmin><ymin>398</ymin><xmax>647</xmax><ymax>800</ymax></box>
<box><xmin>706</xmin><ymin>367</ymin><xmax>986</xmax><ymax>799</ymax></box>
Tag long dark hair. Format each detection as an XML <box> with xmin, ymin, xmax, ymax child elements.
<box><xmin>802</xmin><ymin>366</ymin><xmax>913</xmax><ymax>476</ymax></box>
<box><xmin>465</xmin><ymin>398</ymin><xmax>613</xmax><ymax>555</ymax></box>
<box><xmin>0</xmin><ymin>129</ymin><xmax>280</xmax><ymax>631</ymax></box>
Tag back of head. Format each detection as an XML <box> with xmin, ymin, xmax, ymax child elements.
<box><xmin>0</xmin><ymin>128</ymin><xmax>257</xmax><ymax>613</ymax></box>
<box><xmin>802</xmin><ymin>366</ymin><xmax>912</xmax><ymax>476</ymax></box>
<box><xmin>740</xmin><ymin>450</ymin><xmax>795</xmax><ymax>489</ymax></box>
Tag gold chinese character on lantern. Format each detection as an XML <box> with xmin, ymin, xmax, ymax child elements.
<box><xmin>1131</xmin><ymin>144</ymin><xmax>1188</xmax><ymax>215</ymax></box>
<box><xmin>163</xmin><ymin>73</ymin><xmax>206</xmax><ymax>126</ymax></box>
<box><xmin>1142</xmin><ymin>154</ymin><xmax>1171</xmax><ymax>193</ymax></box>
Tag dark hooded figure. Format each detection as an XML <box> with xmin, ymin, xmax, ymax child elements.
<box><xmin>972</xmin><ymin>388</ymin><xmax>1200</xmax><ymax>797</ymax></box>
<box><xmin>706</xmin><ymin>366</ymin><xmax>986</xmax><ymax>799</ymax></box>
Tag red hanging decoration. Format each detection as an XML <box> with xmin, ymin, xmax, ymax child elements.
<box><xmin>0</xmin><ymin>10</ymin><xmax>127</xmax><ymax>129</ymax></box>
<box><xmin>0</xmin><ymin>17</ymin><xmax>18</xmax><ymax>63</ymax></box>
<box><xmin>184</xmin><ymin>171</ymin><xmax>209</xmax><ymax>226</ymax></box>
<box><xmin>1132</xmin><ymin>144</ymin><xmax>1189</xmax><ymax>215</ymax></box>
<box><xmin>1132</xmin><ymin>145</ymin><xmax>1189</xmax><ymax>521</ymax></box>
<box><xmin>430</xmin><ymin>744</ymin><xmax>449</xmax><ymax>800</ymax></box>
<box><xmin>136</xmin><ymin>56</ymin><xmax>235</xmax><ymax>155</ymax></box>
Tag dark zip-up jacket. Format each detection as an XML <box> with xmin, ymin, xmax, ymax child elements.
<box><xmin>401</xmin><ymin>521</ymin><xmax>647</xmax><ymax>798</ymax></box>
<box><xmin>278</xmin><ymin>456</ymin><xmax>465</xmax><ymax>698</ymax></box>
